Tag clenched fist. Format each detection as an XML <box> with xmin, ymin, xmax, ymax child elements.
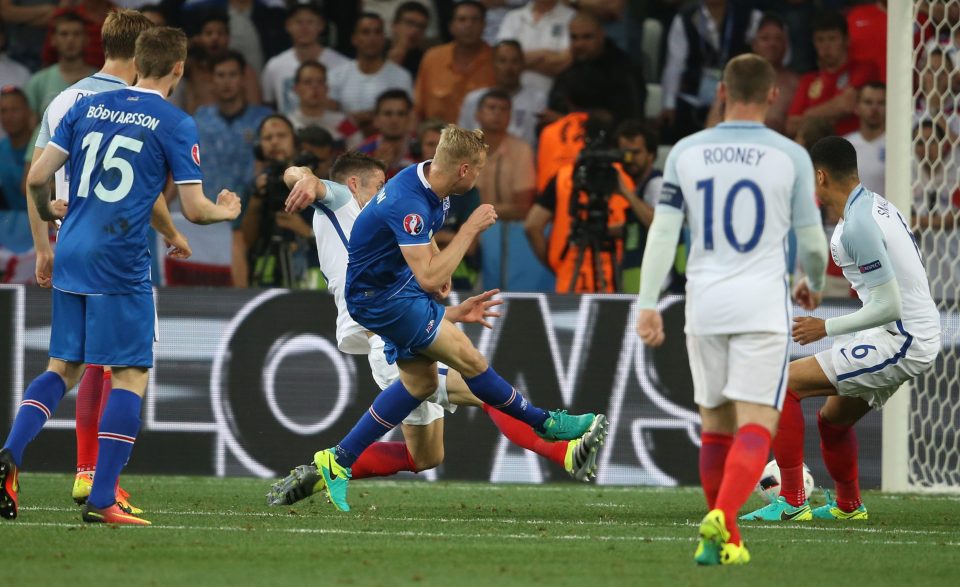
<box><xmin>216</xmin><ymin>189</ymin><xmax>242</xmax><ymax>220</ymax></box>
<box><xmin>464</xmin><ymin>204</ymin><xmax>497</xmax><ymax>235</ymax></box>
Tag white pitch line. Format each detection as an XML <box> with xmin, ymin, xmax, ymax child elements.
<box><xmin>19</xmin><ymin>507</ymin><xmax>956</xmax><ymax>537</ymax></box>
<box><xmin>8</xmin><ymin>521</ymin><xmax>960</xmax><ymax>548</ymax></box>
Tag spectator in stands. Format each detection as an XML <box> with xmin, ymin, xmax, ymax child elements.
<box><xmin>26</xmin><ymin>12</ymin><xmax>95</xmax><ymax>118</ymax></box>
<box><xmin>525</xmin><ymin>115</ymin><xmax>633</xmax><ymax>294</ymax></box>
<box><xmin>660</xmin><ymin>0</ymin><xmax>760</xmax><ymax>143</ymax></box>
<box><xmin>474</xmin><ymin>89</ymin><xmax>536</xmax><ymax>221</ymax></box>
<box><xmin>0</xmin><ymin>0</ymin><xmax>58</xmax><ymax>71</ymax></box>
<box><xmin>387</xmin><ymin>1</ymin><xmax>430</xmax><ymax>77</ymax></box>
<box><xmin>916</xmin><ymin>48</ymin><xmax>959</xmax><ymax>142</ymax></box>
<box><xmin>708</xmin><ymin>12</ymin><xmax>797</xmax><ymax>135</ymax></box>
<box><xmin>413</xmin><ymin>117</ymin><xmax>443</xmax><ymax>162</ymax></box>
<box><xmin>795</xmin><ymin>116</ymin><xmax>835</xmax><ymax>151</ymax></box>
<box><xmin>181</xmin><ymin>10</ymin><xmax>261</xmax><ymax>114</ymax></box>
<box><xmin>458</xmin><ymin>40</ymin><xmax>546</xmax><ymax>145</ymax></box>
<box><xmin>786</xmin><ymin>11</ymin><xmax>880</xmax><ymax>138</ymax></box>
<box><xmin>235</xmin><ymin>114</ymin><xmax>318</xmax><ymax>287</ymax></box>
<box><xmin>0</xmin><ymin>86</ymin><xmax>32</xmax><ymax>212</ymax></box>
<box><xmin>139</xmin><ymin>4</ymin><xmax>166</xmax><ymax>26</ymax></box>
<box><xmin>225</xmin><ymin>0</ymin><xmax>264</xmax><ymax>72</ymax></box>
<box><xmin>547</xmin><ymin>11</ymin><xmax>645</xmax><ymax>125</ymax></box>
<box><xmin>844</xmin><ymin>81</ymin><xmax>886</xmax><ymax>195</ymax></box>
<box><xmin>0</xmin><ymin>28</ymin><xmax>30</xmax><ymax>143</ymax></box>
<box><xmin>476</xmin><ymin>0</ymin><xmax>526</xmax><ymax>45</ymax></box>
<box><xmin>847</xmin><ymin>0</ymin><xmax>887</xmax><ymax>82</ymax></box>
<box><xmin>261</xmin><ymin>1</ymin><xmax>350</xmax><ymax>114</ymax></box>
<box><xmin>42</xmin><ymin>0</ymin><xmax>114</xmax><ymax>68</ymax></box>
<box><xmin>329</xmin><ymin>13</ymin><xmax>413</xmax><ymax>137</ymax></box>
<box><xmin>614</xmin><ymin>119</ymin><xmax>660</xmax><ymax>294</ymax></box>
<box><xmin>298</xmin><ymin>125</ymin><xmax>335</xmax><ymax>179</ymax></box>
<box><xmin>913</xmin><ymin>119</ymin><xmax>959</xmax><ymax>232</ymax></box>
<box><xmin>414</xmin><ymin>1</ymin><xmax>495</xmax><ymax>123</ymax></box>
<box><xmin>358</xmin><ymin>89</ymin><xmax>416</xmax><ymax>178</ymax></box>
<box><xmin>288</xmin><ymin>62</ymin><xmax>363</xmax><ymax>149</ymax></box>
<box><xmin>365</xmin><ymin>0</ymin><xmax>436</xmax><ymax>42</ymax></box>
<box><xmin>496</xmin><ymin>0</ymin><xmax>574</xmax><ymax>92</ymax></box>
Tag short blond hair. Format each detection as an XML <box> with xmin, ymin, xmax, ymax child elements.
<box><xmin>102</xmin><ymin>9</ymin><xmax>154</xmax><ymax>60</ymax></box>
<box><xmin>722</xmin><ymin>53</ymin><xmax>776</xmax><ymax>104</ymax></box>
<box><xmin>135</xmin><ymin>26</ymin><xmax>187</xmax><ymax>80</ymax></box>
<box><xmin>433</xmin><ymin>126</ymin><xmax>488</xmax><ymax>167</ymax></box>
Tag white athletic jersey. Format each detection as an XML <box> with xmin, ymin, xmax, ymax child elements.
<box><xmin>311</xmin><ymin>184</ymin><xmax>370</xmax><ymax>355</ymax></box>
<box><xmin>35</xmin><ymin>73</ymin><xmax>128</xmax><ymax>202</ymax></box>
<box><xmin>657</xmin><ymin>121</ymin><xmax>821</xmax><ymax>335</ymax></box>
<box><xmin>830</xmin><ymin>186</ymin><xmax>941</xmax><ymax>358</ymax></box>
<box><xmin>844</xmin><ymin>131</ymin><xmax>885</xmax><ymax>195</ymax></box>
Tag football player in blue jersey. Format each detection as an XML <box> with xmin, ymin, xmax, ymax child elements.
<box><xmin>281</xmin><ymin>126</ymin><xmax>606</xmax><ymax>512</ymax></box>
<box><xmin>0</xmin><ymin>27</ymin><xmax>241</xmax><ymax>525</ymax></box>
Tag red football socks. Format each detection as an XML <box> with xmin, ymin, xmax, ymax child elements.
<box><xmin>774</xmin><ymin>390</ymin><xmax>807</xmax><ymax>506</ymax></box>
<box><xmin>75</xmin><ymin>365</ymin><xmax>104</xmax><ymax>473</ymax></box>
<box><xmin>714</xmin><ymin>424</ymin><xmax>772</xmax><ymax>546</ymax></box>
<box><xmin>350</xmin><ymin>442</ymin><xmax>417</xmax><ymax>479</ymax></box>
<box><xmin>818</xmin><ymin>413</ymin><xmax>862</xmax><ymax>512</ymax></box>
<box><xmin>482</xmin><ymin>404</ymin><xmax>568</xmax><ymax>466</ymax></box>
<box><xmin>699</xmin><ymin>432</ymin><xmax>734</xmax><ymax>510</ymax></box>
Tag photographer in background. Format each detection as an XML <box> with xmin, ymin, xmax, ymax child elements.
<box><xmin>524</xmin><ymin>113</ymin><xmax>634</xmax><ymax>294</ymax></box>
<box><xmin>615</xmin><ymin>120</ymin><xmax>662</xmax><ymax>294</ymax></box>
<box><xmin>233</xmin><ymin>114</ymin><xmax>321</xmax><ymax>288</ymax></box>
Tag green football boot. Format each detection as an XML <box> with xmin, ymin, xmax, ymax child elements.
<box><xmin>812</xmin><ymin>491</ymin><xmax>869</xmax><ymax>520</ymax></box>
<box><xmin>741</xmin><ymin>496</ymin><xmax>813</xmax><ymax>521</ymax></box>
<box><xmin>537</xmin><ymin>410</ymin><xmax>600</xmax><ymax>441</ymax></box>
<box><xmin>315</xmin><ymin>448</ymin><xmax>352</xmax><ymax>512</ymax></box>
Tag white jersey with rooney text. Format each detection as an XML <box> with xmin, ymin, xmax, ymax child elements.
<box><xmin>830</xmin><ymin>186</ymin><xmax>941</xmax><ymax>357</ymax></box>
<box><xmin>657</xmin><ymin>121</ymin><xmax>821</xmax><ymax>335</ymax></box>
<box><xmin>36</xmin><ymin>73</ymin><xmax>128</xmax><ymax>202</ymax></box>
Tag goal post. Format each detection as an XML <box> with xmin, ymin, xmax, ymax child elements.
<box><xmin>882</xmin><ymin>0</ymin><xmax>960</xmax><ymax>493</ymax></box>
<box><xmin>881</xmin><ymin>0</ymin><xmax>913</xmax><ymax>493</ymax></box>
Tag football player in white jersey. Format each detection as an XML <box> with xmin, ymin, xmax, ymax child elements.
<box><xmin>23</xmin><ymin>10</ymin><xmax>189</xmax><ymax>514</ymax></box>
<box><xmin>635</xmin><ymin>54</ymin><xmax>829</xmax><ymax>566</ymax></box>
<box><xmin>744</xmin><ymin>137</ymin><xmax>941</xmax><ymax>523</ymax></box>
<box><xmin>266</xmin><ymin>152</ymin><xmax>607</xmax><ymax>506</ymax></box>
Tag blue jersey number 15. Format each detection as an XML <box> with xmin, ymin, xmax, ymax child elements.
<box><xmin>76</xmin><ymin>131</ymin><xmax>143</xmax><ymax>203</ymax></box>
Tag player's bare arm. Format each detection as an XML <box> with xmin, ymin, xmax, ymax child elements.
<box><xmin>177</xmin><ymin>183</ymin><xmax>242</xmax><ymax>225</ymax></box>
<box><xmin>150</xmin><ymin>195</ymin><xmax>192</xmax><ymax>259</ymax></box>
<box><xmin>25</xmin><ymin>144</ymin><xmax>70</xmax><ymax>222</ymax></box>
<box><xmin>401</xmin><ymin>204</ymin><xmax>496</xmax><ymax>292</ymax></box>
<box><xmin>283</xmin><ymin>166</ymin><xmax>327</xmax><ymax>212</ymax></box>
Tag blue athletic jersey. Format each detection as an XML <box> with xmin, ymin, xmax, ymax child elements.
<box><xmin>48</xmin><ymin>87</ymin><xmax>203</xmax><ymax>294</ymax></box>
<box><xmin>345</xmin><ymin>161</ymin><xmax>450</xmax><ymax>307</ymax></box>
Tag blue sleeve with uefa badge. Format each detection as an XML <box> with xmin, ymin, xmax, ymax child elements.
<box><xmin>162</xmin><ymin>116</ymin><xmax>203</xmax><ymax>184</ymax></box>
<box><xmin>389</xmin><ymin>188</ymin><xmax>434</xmax><ymax>247</ymax></box>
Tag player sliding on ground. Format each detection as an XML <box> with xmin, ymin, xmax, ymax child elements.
<box><xmin>0</xmin><ymin>27</ymin><xmax>241</xmax><ymax>525</ymax></box>
<box><xmin>266</xmin><ymin>153</ymin><xmax>607</xmax><ymax>506</ymax></box>
<box><xmin>635</xmin><ymin>54</ymin><xmax>829</xmax><ymax>565</ymax></box>
<box><xmin>743</xmin><ymin>137</ymin><xmax>941</xmax><ymax>522</ymax></box>
<box><xmin>271</xmin><ymin>128</ymin><xmax>605</xmax><ymax>512</ymax></box>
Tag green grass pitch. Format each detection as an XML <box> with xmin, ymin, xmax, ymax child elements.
<box><xmin>4</xmin><ymin>473</ymin><xmax>958</xmax><ymax>586</ymax></box>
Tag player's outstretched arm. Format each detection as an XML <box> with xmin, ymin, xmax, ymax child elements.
<box><xmin>150</xmin><ymin>195</ymin><xmax>192</xmax><ymax>259</ymax></box>
<box><xmin>283</xmin><ymin>166</ymin><xmax>354</xmax><ymax>213</ymax></box>
<box><xmin>178</xmin><ymin>183</ymin><xmax>242</xmax><ymax>225</ymax></box>
<box><xmin>793</xmin><ymin>278</ymin><xmax>903</xmax><ymax>345</ymax></box>
<box><xmin>401</xmin><ymin>204</ymin><xmax>497</xmax><ymax>292</ymax></box>
<box><xmin>25</xmin><ymin>146</ymin><xmax>69</xmax><ymax>222</ymax></box>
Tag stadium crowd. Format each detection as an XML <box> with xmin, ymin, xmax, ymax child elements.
<box><xmin>0</xmin><ymin>0</ymin><xmax>953</xmax><ymax>296</ymax></box>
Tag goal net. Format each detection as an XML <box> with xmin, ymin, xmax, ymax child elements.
<box><xmin>898</xmin><ymin>0</ymin><xmax>960</xmax><ymax>491</ymax></box>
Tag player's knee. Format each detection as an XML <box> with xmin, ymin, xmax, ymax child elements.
<box><xmin>818</xmin><ymin>408</ymin><xmax>859</xmax><ymax>428</ymax></box>
<box><xmin>412</xmin><ymin>447</ymin><xmax>444</xmax><ymax>472</ymax></box>
<box><xmin>405</xmin><ymin>376</ymin><xmax>439</xmax><ymax>400</ymax></box>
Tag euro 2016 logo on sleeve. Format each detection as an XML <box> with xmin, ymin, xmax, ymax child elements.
<box><xmin>403</xmin><ymin>213</ymin><xmax>424</xmax><ymax>236</ymax></box>
<box><xmin>192</xmin><ymin>144</ymin><xmax>200</xmax><ymax>166</ymax></box>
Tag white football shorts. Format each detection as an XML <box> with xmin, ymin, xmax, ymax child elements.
<box><xmin>686</xmin><ymin>332</ymin><xmax>790</xmax><ymax>410</ymax></box>
<box><xmin>367</xmin><ymin>335</ymin><xmax>456</xmax><ymax>426</ymax></box>
<box><xmin>815</xmin><ymin>326</ymin><xmax>937</xmax><ymax>409</ymax></box>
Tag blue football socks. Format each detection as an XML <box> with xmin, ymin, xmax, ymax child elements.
<box><xmin>464</xmin><ymin>367</ymin><xmax>549</xmax><ymax>431</ymax></box>
<box><xmin>88</xmin><ymin>389</ymin><xmax>142</xmax><ymax>509</ymax></box>
<box><xmin>336</xmin><ymin>379</ymin><xmax>423</xmax><ymax>468</ymax></box>
<box><xmin>2</xmin><ymin>371</ymin><xmax>67</xmax><ymax>466</ymax></box>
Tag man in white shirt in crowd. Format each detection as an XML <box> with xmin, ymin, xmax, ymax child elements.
<box><xmin>261</xmin><ymin>0</ymin><xmax>350</xmax><ymax>114</ymax></box>
<box><xmin>329</xmin><ymin>12</ymin><xmax>412</xmax><ymax>137</ymax></box>
<box><xmin>458</xmin><ymin>40</ymin><xmax>546</xmax><ymax>145</ymax></box>
<box><xmin>496</xmin><ymin>0</ymin><xmax>575</xmax><ymax>91</ymax></box>
<box><xmin>843</xmin><ymin>81</ymin><xmax>885</xmax><ymax>194</ymax></box>
<box><xmin>288</xmin><ymin>61</ymin><xmax>363</xmax><ymax>149</ymax></box>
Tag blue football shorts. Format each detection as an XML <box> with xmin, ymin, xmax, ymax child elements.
<box><xmin>49</xmin><ymin>288</ymin><xmax>156</xmax><ymax>368</ymax></box>
<box><xmin>348</xmin><ymin>294</ymin><xmax>445</xmax><ymax>364</ymax></box>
